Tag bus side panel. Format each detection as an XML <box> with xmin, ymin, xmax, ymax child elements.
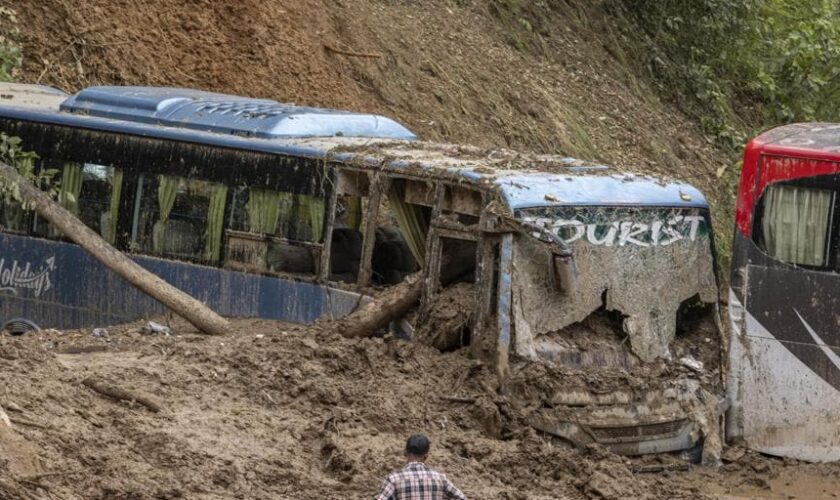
<box><xmin>729</xmin><ymin>237</ymin><xmax>840</xmax><ymax>461</ymax></box>
<box><xmin>0</xmin><ymin>233</ymin><xmax>364</xmax><ymax>330</ymax></box>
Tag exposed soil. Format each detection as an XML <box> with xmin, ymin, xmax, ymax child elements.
<box><xmin>1</xmin><ymin>320</ymin><xmax>839</xmax><ymax>499</ymax></box>
<box><xmin>1</xmin><ymin>0</ymin><xmax>732</xmax><ymax>226</ymax></box>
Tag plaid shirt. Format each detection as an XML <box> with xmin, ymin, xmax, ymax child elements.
<box><xmin>374</xmin><ymin>462</ymin><xmax>466</xmax><ymax>500</ymax></box>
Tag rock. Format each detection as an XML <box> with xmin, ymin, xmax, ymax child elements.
<box><xmin>0</xmin><ymin>405</ymin><xmax>10</xmax><ymax>427</ymax></box>
<box><xmin>722</xmin><ymin>445</ymin><xmax>746</xmax><ymax>463</ymax></box>
<box><xmin>0</xmin><ymin>345</ymin><xmax>19</xmax><ymax>360</ymax></box>
<box><xmin>4</xmin><ymin>401</ymin><xmax>22</xmax><ymax>413</ymax></box>
<box><xmin>300</xmin><ymin>337</ymin><xmax>319</xmax><ymax>351</ymax></box>
<box><xmin>91</xmin><ymin>328</ymin><xmax>108</xmax><ymax>338</ymax></box>
<box><xmin>751</xmin><ymin>461</ymin><xmax>771</xmax><ymax>473</ymax></box>
<box><xmin>141</xmin><ymin>321</ymin><xmax>172</xmax><ymax>336</ymax></box>
<box><xmin>679</xmin><ymin>355</ymin><xmax>704</xmax><ymax>372</ymax></box>
<box><xmin>586</xmin><ymin>470</ymin><xmax>623</xmax><ymax>500</ymax></box>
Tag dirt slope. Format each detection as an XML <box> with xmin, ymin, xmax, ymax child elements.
<box><xmin>5</xmin><ymin>0</ymin><xmax>726</xmax><ymax>190</ymax></box>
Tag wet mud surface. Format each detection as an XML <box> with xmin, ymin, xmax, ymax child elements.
<box><xmin>0</xmin><ymin>318</ymin><xmax>836</xmax><ymax>499</ymax></box>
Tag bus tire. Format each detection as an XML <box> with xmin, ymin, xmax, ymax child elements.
<box><xmin>3</xmin><ymin>318</ymin><xmax>41</xmax><ymax>336</ymax></box>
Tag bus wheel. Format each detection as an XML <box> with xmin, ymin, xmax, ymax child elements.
<box><xmin>3</xmin><ymin>318</ymin><xmax>41</xmax><ymax>336</ymax></box>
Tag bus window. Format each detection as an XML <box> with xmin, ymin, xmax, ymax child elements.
<box><xmin>757</xmin><ymin>183</ymin><xmax>835</xmax><ymax>267</ymax></box>
<box><xmin>33</xmin><ymin>162</ymin><xmax>124</xmax><ymax>243</ymax></box>
<box><xmin>78</xmin><ymin>164</ymin><xmax>124</xmax><ymax>244</ymax></box>
<box><xmin>131</xmin><ymin>174</ymin><xmax>228</xmax><ymax>264</ymax></box>
<box><xmin>224</xmin><ymin>186</ymin><xmax>322</xmax><ymax>276</ymax></box>
<box><xmin>368</xmin><ymin>179</ymin><xmax>425</xmax><ymax>285</ymax></box>
<box><xmin>329</xmin><ymin>194</ymin><xmax>364</xmax><ymax>283</ymax></box>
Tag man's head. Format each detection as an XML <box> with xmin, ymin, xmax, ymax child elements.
<box><xmin>404</xmin><ymin>434</ymin><xmax>430</xmax><ymax>462</ymax></box>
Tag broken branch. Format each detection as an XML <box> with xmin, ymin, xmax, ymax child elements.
<box><xmin>340</xmin><ymin>274</ymin><xmax>423</xmax><ymax>338</ymax></box>
<box><xmin>82</xmin><ymin>377</ymin><xmax>163</xmax><ymax>413</ymax></box>
<box><xmin>7</xmin><ymin>416</ymin><xmax>50</xmax><ymax>430</ymax></box>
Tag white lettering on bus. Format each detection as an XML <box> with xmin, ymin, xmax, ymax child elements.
<box><xmin>524</xmin><ymin>215</ymin><xmax>704</xmax><ymax>247</ymax></box>
<box><xmin>0</xmin><ymin>256</ymin><xmax>55</xmax><ymax>298</ymax></box>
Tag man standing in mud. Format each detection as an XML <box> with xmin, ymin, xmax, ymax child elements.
<box><xmin>374</xmin><ymin>434</ymin><xmax>466</xmax><ymax>500</ymax></box>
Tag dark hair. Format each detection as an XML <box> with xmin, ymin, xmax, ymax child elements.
<box><xmin>405</xmin><ymin>434</ymin><xmax>431</xmax><ymax>456</ymax></box>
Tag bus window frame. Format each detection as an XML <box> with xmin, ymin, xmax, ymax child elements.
<box><xmin>0</xmin><ymin>120</ymin><xmax>332</xmax><ymax>279</ymax></box>
<box><xmin>751</xmin><ymin>175</ymin><xmax>840</xmax><ymax>273</ymax></box>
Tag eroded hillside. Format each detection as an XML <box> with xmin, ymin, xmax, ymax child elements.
<box><xmin>5</xmin><ymin>0</ymin><xmax>729</xmax><ymax>206</ymax></box>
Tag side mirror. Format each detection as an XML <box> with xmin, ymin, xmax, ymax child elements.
<box><xmin>552</xmin><ymin>253</ymin><xmax>577</xmax><ymax>296</ymax></box>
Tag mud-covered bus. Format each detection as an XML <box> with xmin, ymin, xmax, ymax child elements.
<box><xmin>729</xmin><ymin>123</ymin><xmax>840</xmax><ymax>462</ymax></box>
<box><xmin>0</xmin><ymin>83</ymin><xmax>723</xmax><ymax>458</ymax></box>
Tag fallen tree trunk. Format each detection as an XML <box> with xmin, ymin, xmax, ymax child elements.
<box><xmin>341</xmin><ymin>273</ymin><xmax>423</xmax><ymax>338</ymax></box>
<box><xmin>340</xmin><ymin>242</ymin><xmax>479</xmax><ymax>339</ymax></box>
<box><xmin>0</xmin><ymin>160</ymin><xmax>230</xmax><ymax>335</ymax></box>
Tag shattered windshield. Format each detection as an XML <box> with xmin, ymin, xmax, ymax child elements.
<box><xmin>514</xmin><ymin>206</ymin><xmax>718</xmax><ymax>362</ymax></box>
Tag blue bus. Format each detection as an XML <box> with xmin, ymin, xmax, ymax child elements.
<box><xmin>0</xmin><ymin>83</ymin><xmax>723</xmax><ymax>458</ymax></box>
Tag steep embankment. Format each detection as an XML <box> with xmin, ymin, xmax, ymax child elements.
<box><xmin>4</xmin><ymin>0</ymin><xmax>730</xmax><ymax>219</ymax></box>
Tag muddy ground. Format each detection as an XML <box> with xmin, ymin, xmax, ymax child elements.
<box><xmin>0</xmin><ymin>318</ymin><xmax>838</xmax><ymax>500</ymax></box>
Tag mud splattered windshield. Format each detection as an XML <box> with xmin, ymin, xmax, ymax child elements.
<box><xmin>514</xmin><ymin>206</ymin><xmax>718</xmax><ymax>362</ymax></box>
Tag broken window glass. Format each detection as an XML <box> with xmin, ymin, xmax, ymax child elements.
<box><xmin>514</xmin><ymin>206</ymin><xmax>717</xmax><ymax>362</ymax></box>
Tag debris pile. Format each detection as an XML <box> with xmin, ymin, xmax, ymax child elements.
<box><xmin>0</xmin><ymin>317</ymin><xmax>729</xmax><ymax>499</ymax></box>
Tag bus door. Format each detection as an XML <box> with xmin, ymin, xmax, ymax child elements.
<box><xmin>412</xmin><ymin>182</ymin><xmax>493</xmax><ymax>353</ymax></box>
<box><xmin>730</xmin><ymin>156</ymin><xmax>840</xmax><ymax>461</ymax></box>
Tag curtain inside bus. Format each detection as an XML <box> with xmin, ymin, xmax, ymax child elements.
<box><xmin>388</xmin><ymin>182</ymin><xmax>429</xmax><ymax>267</ymax></box>
<box><xmin>59</xmin><ymin>163</ymin><xmax>83</xmax><ymax>215</ymax></box>
<box><xmin>247</xmin><ymin>189</ymin><xmax>282</xmax><ymax>234</ymax></box>
<box><xmin>282</xmin><ymin>194</ymin><xmax>324</xmax><ymax>242</ymax></box>
<box><xmin>105</xmin><ymin>168</ymin><xmax>123</xmax><ymax>244</ymax></box>
<box><xmin>153</xmin><ymin>175</ymin><xmax>180</xmax><ymax>253</ymax></box>
<box><xmin>204</xmin><ymin>183</ymin><xmax>228</xmax><ymax>262</ymax></box>
<box><xmin>344</xmin><ymin>196</ymin><xmax>363</xmax><ymax>230</ymax></box>
<box><xmin>762</xmin><ymin>184</ymin><xmax>833</xmax><ymax>266</ymax></box>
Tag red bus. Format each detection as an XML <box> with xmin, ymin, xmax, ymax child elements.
<box><xmin>729</xmin><ymin>123</ymin><xmax>840</xmax><ymax>461</ymax></box>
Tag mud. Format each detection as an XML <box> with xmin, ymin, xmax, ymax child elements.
<box><xmin>415</xmin><ymin>283</ymin><xmax>476</xmax><ymax>352</ymax></box>
<box><xmin>0</xmin><ymin>318</ymin><xmax>832</xmax><ymax>499</ymax></box>
<box><xmin>514</xmin><ymin>207</ymin><xmax>718</xmax><ymax>363</ymax></box>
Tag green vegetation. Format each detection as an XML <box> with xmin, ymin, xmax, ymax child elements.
<box><xmin>0</xmin><ymin>7</ymin><xmax>21</xmax><ymax>82</ymax></box>
<box><xmin>609</xmin><ymin>0</ymin><xmax>840</xmax><ymax>149</ymax></box>
<box><xmin>0</xmin><ymin>133</ymin><xmax>58</xmax><ymax>210</ymax></box>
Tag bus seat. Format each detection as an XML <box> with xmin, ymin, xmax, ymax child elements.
<box><xmin>266</xmin><ymin>242</ymin><xmax>315</xmax><ymax>274</ymax></box>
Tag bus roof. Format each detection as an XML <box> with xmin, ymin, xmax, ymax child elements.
<box><xmin>736</xmin><ymin>123</ymin><xmax>840</xmax><ymax>236</ymax></box>
<box><xmin>0</xmin><ymin>84</ymin><xmax>708</xmax><ymax>211</ymax></box>
<box><xmin>751</xmin><ymin>123</ymin><xmax>840</xmax><ymax>156</ymax></box>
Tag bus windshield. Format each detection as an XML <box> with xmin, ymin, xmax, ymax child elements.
<box><xmin>516</xmin><ymin>206</ymin><xmax>718</xmax><ymax>362</ymax></box>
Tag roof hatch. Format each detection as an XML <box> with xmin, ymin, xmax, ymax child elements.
<box><xmin>59</xmin><ymin>86</ymin><xmax>417</xmax><ymax>140</ymax></box>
